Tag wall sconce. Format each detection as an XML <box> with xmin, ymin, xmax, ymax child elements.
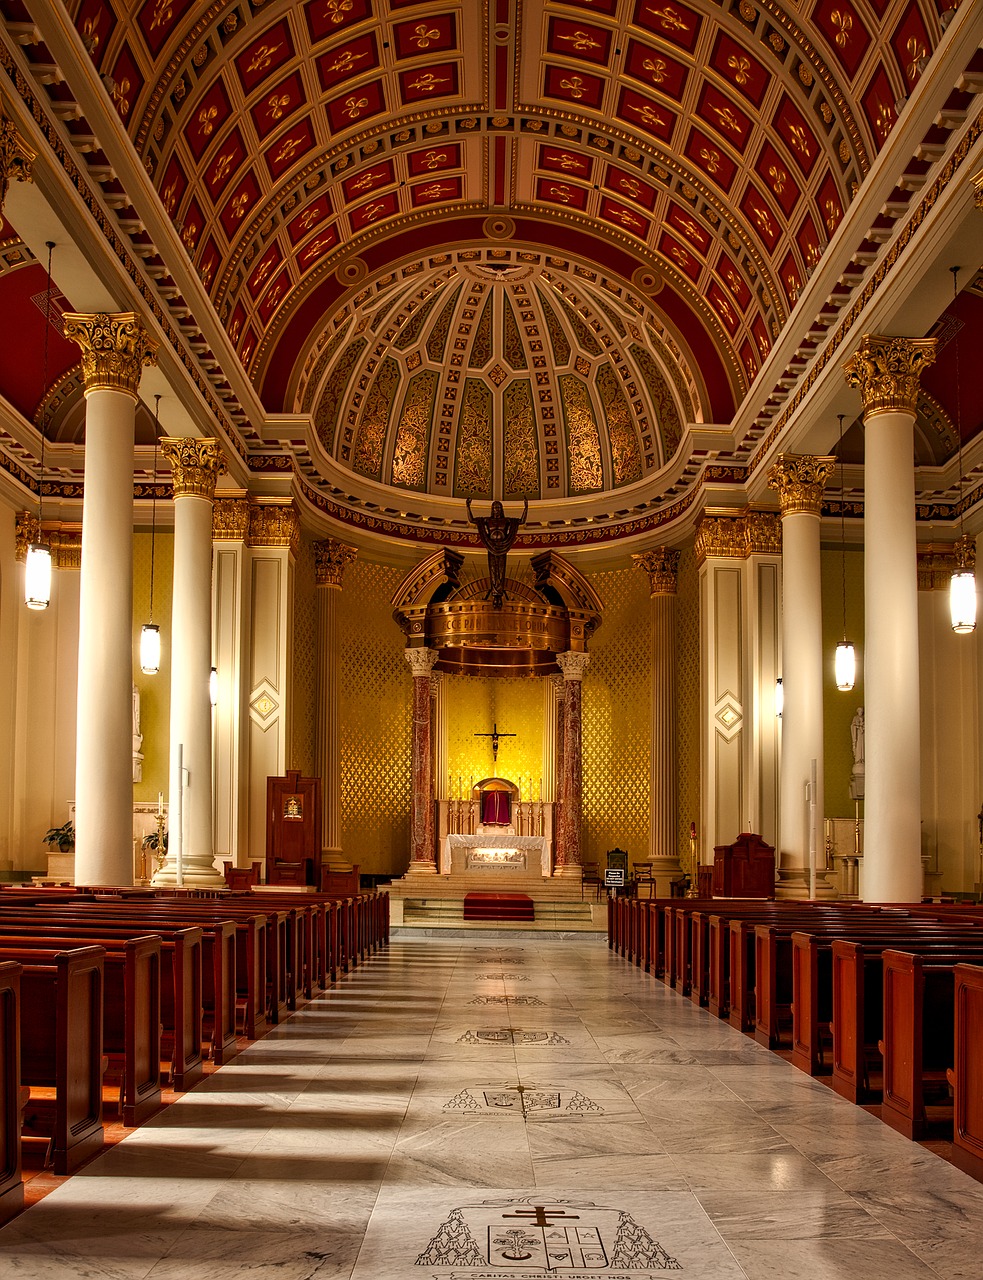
<box><xmin>775</xmin><ymin>677</ymin><xmax>784</xmax><ymax>718</ymax></box>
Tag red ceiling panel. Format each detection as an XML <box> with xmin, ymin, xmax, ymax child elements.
<box><xmin>197</xmin><ymin>238</ymin><xmax>221</xmax><ymax>291</ymax></box>
<box><xmin>236</xmin><ymin>21</ymin><xmax>295</xmax><ymax>95</ymax></box>
<box><xmin>796</xmin><ymin>210</ymin><xmax>822</xmax><ymax>270</ymax></box>
<box><xmin>410</xmin><ymin>176</ymin><xmax>463</xmax><ymax>206</ymax></box>
<box><xmin>551</xmin><ymin>0</ymin><xmax>618</xmax><ymax>14</ymax></box>
<box><xmin>393</xmin><ymin>13</ymin><xmax>458</xmax><ymax>60</ymax></box>
<box><xmin>684</xmin><ymin>127</ymin><xmax>736</xmax><ymax>191</ymax></box>
<box><xmin>709</xmin><ymin>31</ymin><xmax>769</xmax><ymax>108</ymax></box>
<box><xmin>288</xmin><ymin>196</ymin><xmax>333</xmax><ymax>244</ymax></box>
<box><xmin>398</xmin><ymin>61</ymin><xmax>460</xmax><ymax>105</ymax></box>
<box><xmin>603</xmin><ymin>166</ymin><xmax>658</xmax><ymax>211</ymax></box>
<box><xmin>75</xmin><ymin>0</ymin><xmax>115</xmax><ymax>71</ymax></box>
<box><xmin>264</xmin><ymin>117</ymin><xmax>317</xmax><ymax>180</ymax></box>
<box><xmin>315</xmin><ymin>36</ymin><xmax>380</xmax><ymax>92</ymax></box>
<box><xmin>666</xmin><ymin>202</ymin><xmax>711</xmax><ymax>253</ymax></box>
<box><xmin>817</xmin><ymin>173</ymin><xmax>844</xmax><ymax>238</ymax></box>
<box><xmin>297</xmin><ymin>225</ymin><xmax>339</xmax><ymax>269</ymax></box>
<box><xmin>251</xmin><ymin>72</ymin><xmax>307</xmax><ymax>141</ymax></box>
<box><xmin>239</xmin><ymin>327</ymin><xmax>257</xmax><ymax>368</ymax></box>
<box><xmin>220</xmin><ymin>171</ymin><xmax>262</xmax><ymax>238</ymax></box>
<box><xmin>248</xmin><ymin>244</ymin><xmax>284</xmax><ymax>300</ymax></box>
<box><xmin>108</xmin><ymin>45</ymin><xmax>142</xmax><ymax>127</ymax></box>
<box><xmin>780</xmin><ymin>251</ymin><xmax>802</xmax><ymax>307</ymax></box>
<box><xmin>774</xmin><ymin>94</ymin><xmax>820</xmax><ymax>177</ymax></box>
<box><xmin>740</xmin><ymin>338</ymin><xmax>758</xmax><ymax>382</ymax></box>
<box><xmin>617</xmin><ymin>89</ymin><xmax>676</xmax><ymax>143</ymax></box>
<box><xmin>227</xmin><ymin>302</ymin><xmax>247</xmax><ymax>346</ymax></box>
<box><xmin>408</xmin><ymin>143</ymin><xmax>461</xmax><ymax>175</ymax></box>
<box><xmin>185</xmin><ymin>80</ymin><xmax>233</xmax><ymax>161</ymax></box>
<box><xmin>696</xmin><ymin>82</ymin><xmax>752</xmax><ymax>152</ymax></box>
<box><xmin>893</xmin><ymin>3</ymin><xmax>932</xmax><ymax>92</ymax></box>
<box><xmin>304</xmin><ymin>0</ymin><xmax>373</xmax><ymax>46</ymax></box>
<box><xmin>810</xmin><ymin>0</ymin><xmax>870</xmax><ymax>79</ymax></box>
<box><xmin>752</xmin><ymin>314</ymin><xmax>771</xmax><ymax>361</ymax></box>
<box><xmin>546</xmin><ymin>18</ymin><xmax>612</xmax><ymax>66</ymax></box>
<box><xmin>343</xmin><ymin>160</ymin><xmax>396</xmax><ymax>202</ymax></box>
<box><xmin>349</xmin><ymin>190</ymin><xmax>400</xmax><ymax>232</ymax></box>
<box><xmin>539</xmin><ymin>146</ymin><xmax>594</xmax><ymax>180</ymax></box>
<box><xmin>707</xmin><ymin>281</ymin><xmax>740</xmax><ymax>334</ymax></box>
<box><xmin>631</xmin><ymin>0</ymin><xmax>702</xmax><ymax>54</ymax></box>
<box><xmin>179</xmin><ymin>198</ymin><xmax>205</xmax><ymax>254</ymax></box>
<box><xmin>862</xmin><ymin>65</ymin><xmax>898</xmax><ymax>148</ymax></box>
<box><xmin>137</xmin><ymin>0</ymin><xmax>195</xmax><ymax>58</ymax></box>
<box><xmin>739</xmin><ymin>184</ymin><xmax>781</xmax><ymax>253</ymax></box>
<box><xmin>258</xmin><ymin>269</ymin><xmax>291</xmax><ymax>323</ymax></box>
<box><xmin>536</xmin><ymin>177</ymin><xmax>590</xmax><ymax>211</ymax></box>
<box><xmin>205</xmin><ymin>129</ymin><xmax>247</xmax><ymax>205</ymax></box>
<box><xmin>623</xmin><ymin>39</ymin><xmax>688</xmax><ymax>101</ymax></box>
<box><xmin>658</xmin><ymin>230</ymin><xmax>701</xmax><ymax>281</ymax></box>
<box><xmin>755</xmin><ymin>140</ymin><xmax>801</xmax><ymax>216</ymax></box>
<box><xmin>543</xmin><ymin>65</ymin><xmax>606</xmax><ymax>110</ymax></box>
<box><xmin>160</xmin><ymin>156</ymin><xmax>187</xmax><ymax>217</ymax></box>
<box><xmin>716</xmin><ymin>250</ymin><xmax>751</xmax><ymax>309</ymax></box>
<box><xmin>325</xmin><ymin>79</ymin><xmax>388</xmax><ymax>133</ymax></box>
<box><xmin>599</xmin><ymin>198</ymin><xmax>651</xmax><ymax>239</ymax></box>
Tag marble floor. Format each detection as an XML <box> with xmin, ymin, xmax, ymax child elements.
<box><xmin>3</xmin><ymin>930</ymin><xmax>983</xmax><ymax>1279</ymax></box>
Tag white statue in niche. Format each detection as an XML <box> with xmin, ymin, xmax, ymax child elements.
<box><xmin>849</xmin><ymin>705</ymin><xmax>864</xmax><ymax>801</ymax></box>
<box><xmin>132</xmin><ymin>683</ymin><xmax>144</xmax><ymax>784</ymax></box>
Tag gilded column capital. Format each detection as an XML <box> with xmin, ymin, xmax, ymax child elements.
<box><xmin>14</xmin><ymin>511</ymin><xmax>39</xmax><ymax>561</ymax></box>
<box><xmin>212</xmin><ymin>498</ymin><xmax>250</xmax><ymax>542</ymax></box>
<box><xmin>0</xmin><ymin>110</ymin><xmax>35</xmax><ymax>212</ymax></box>
<box><xmin>632</xmin><ymin>548</ymin><xmax>680</xmax><ymax>596</ymax></box>
<box><xmin>404</xmin><ymin>647</ymin><xmax>439</xmax><ymax>679</ymax></box>
<box><xmin>917</xmin><ymin>537</ymin><xmax>977</xmax><ymax>591</ymax></box>
<box><xmin>61</xmin><ymin>312</ymin><xmax>158</xmax><ymax>399</ymax></box>
<box><xmin>160</xmin><ymin>437</ymin><xmax>224</xmax><ymax>501</ymax></box>
<box><xmin>556</xmin><ymin>650</ymin><xmax>590</xmax><ymax>682</ymax></box>
<box><xmin>248</xmin><ymin>501</ymin><xmax>300</xmax><ymax>554</ymax></box>
<box><xmin>314</xmin><ymin>537</ymin><xmax>358</xmax><ymax>588</ymax></box>
<box><xmin>843</xmin><ymin>334</ymin><xmax>937</xmax><ymax>418</ymax></box>
<box><xmin>766</xmin><ymin>454</ymin><xmax>837</xmax><ymax>517</ymax></box>
<box><xmin>695</xmin><ymin>508</ymin><xmax>782</xmax><ymax>564</ymax></box>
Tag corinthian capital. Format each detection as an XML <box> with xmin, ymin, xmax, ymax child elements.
<box><xmin>248</xmin><ymin>501</ymin><xmax>300</xmax><ymax>554</ymax></box>
<box><xmin>0</xmin><ymin>110</ymin><xmax>35</xmax><ymax>212</ymax></box>
<box><xmin>632</xmin><ymin>548</ymin><xmax>680</xmax><ymax>596</ymax></box>
<box><xmin>843</xmin><ymin>335</ymin><xmax>937</xmax><ymax>418</ymax></box>
<box><xmin>314</xmin><ymin>537</ymin><xmax>358</xmax><ymax>587</ymax></box>
<box><xmin>556</xmin><ymin>650</ymin><xmax>590</xmax><ymax>682</ymax></box>
<box><xmin>767</xmin><ymin>454</ymin><xmax>837</xmax><ymax>517</ymax></box>
<box><xmin>61</xmin><ymin>312</ymin><xmax>158</xmax><ymax>399</ymax></box>
<box><xmin>160</xmin><ymin>437</ymin><xmax>224</xmax><ymax>500</ymax></box>
<box><xmin>404</xmin><ymin>647</ymin><xmax>439</xmax><ymax>678</ymax></box>
<box><xmin>212</xmin><ymin>498</ymin><xmax>251</xmax><ymax>542</ymax></box>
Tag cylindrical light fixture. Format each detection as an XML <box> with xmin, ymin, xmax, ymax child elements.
<box><xmin>140</xmin><ymin>622</ymin><xmax>162</xmax><ymax>674</ymax></box>
<box><xmin>209</xmin><ymin>666</ymin><xmax>218</xmax><ymax>707</ymax></box>
<box><xmin>24</xmin><ymin>541</ymin><xmax>52</xmax><ymax>611</ymax></box>
<box><xmin>834</xmin><ymin>640</ymin><xmax>857</xmax><ymax>691</ymax></box>
<box><xmin>775</xmin><ymin>676</ymin><xmax>784</xmax><ymax>718</ymax></box>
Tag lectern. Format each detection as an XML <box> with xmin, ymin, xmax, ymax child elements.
<box><xmin>711</xmin><ymin>832</ymin><xmax>776</xmax><ymax>898</ymax></box>
<box><xmin>266</xmin><ymin>770</ymin><xmax>321</xmax><ymax>886</ymax></box>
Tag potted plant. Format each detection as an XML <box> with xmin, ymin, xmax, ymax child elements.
<box><xmin>42</xmin><ymin>820</ymin><xmax>75</xmax><ymax>852</ymax></box>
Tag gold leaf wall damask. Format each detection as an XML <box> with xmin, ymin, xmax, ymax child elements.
<box><xmin>338</xmin><ymin>559</ymin><xmax>413</xmax><ymax>873</ymax></box>
<box><xmin>290</xmin><ymin>533</ymin><xmax>317</xmax><ymax>779</ymax></box>
<box><xmin>443</xmin><ymin>676</ymin><xmax>546</xmax><ymax>800</ymax></box>
<box><xmin>581</xmin><ymin>566</ymin><xmax>651</xmax><ymax>864</ymax></box>
<box><xmin>674</xmin><ymin>546</ymin><xmax>701</xmax><ymax>861</ymax></box>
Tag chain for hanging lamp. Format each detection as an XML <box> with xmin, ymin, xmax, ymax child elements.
<box><xmin>140</xmin><ymin>395</ymin><xmax>162</xmax><ymax>673</ymax></box>
<box><xmin>25</xmin><ymin>242</ymin><xmax>56</xmax><ymax>610</ymax></box>
<box><xmin>949</xmin><ymin>267</ymin><xmax>976</xmax><ymax>635</ymax></box>
<box><xmin>833</xmin><ymin>414</ymin><xmax>856</xmax><ymax>690</ymax></box>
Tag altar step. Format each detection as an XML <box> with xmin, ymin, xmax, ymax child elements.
<box><xmin>397</xmin><ymin>896</ymin><xmax>600</xmax><ymax>930</ymax></box>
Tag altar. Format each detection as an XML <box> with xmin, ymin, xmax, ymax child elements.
<box><xmin>440</xmin><ymin>833</ymin><xmax>552</xmax><ymax>878</ymax></box>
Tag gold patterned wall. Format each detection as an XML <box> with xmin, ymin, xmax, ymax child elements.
<box><xmin>675</xmin><ymin>545</ymin><xmax>701</xmax><ymax>860</ymax></box>
<box><xmin>132</xmin><ymin>530</ymin><xmax>173</xmax><ymax>804</ymax></box>
<box><xmin>821</xmin><ymin>545</ymin><xmax>865</xmax><ymax>817</ymax></box>
<box><xmin>443</xmin><ymin>676</ymin><xmax>546</xmax><ymax>800</ymax></box>
<box><xmin>338</xmin><ymin>558</ymin><xmax>413</xmax><ymax>874</ymax></box>
<box><xmin>582</xmin><ymin>565</ymin><xmax>651</xmax><ymax>863</ymax></box>
<box><xmin>290</xmin><ymin>532</ymin><xmax>317</xmax><ymax>778</ymax></box>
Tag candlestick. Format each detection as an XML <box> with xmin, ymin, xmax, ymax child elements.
<box><xmin>157</xmin><ymin>791</ymin><xmax>163</xmax><ymax>816</ymax></box>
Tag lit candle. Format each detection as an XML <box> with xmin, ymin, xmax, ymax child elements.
<box><xmin>157</xmin><ymin>791</ymin><xmax>163</xmax><ymax>816</ymax></box>
<box><xmin>539</xmin><ymin>778</ymin><xmax>543</xmax><ymax>801</ymax></box>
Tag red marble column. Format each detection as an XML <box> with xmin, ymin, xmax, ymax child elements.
<box><xmin>554</xmin><ymin>651</ymin><xmax>589</xmax><ymax>877</ymax></box>
<box><xmin>405</xmin><ymin>647</ymin><xmax>439</xmax><ymax>872</ymax></box>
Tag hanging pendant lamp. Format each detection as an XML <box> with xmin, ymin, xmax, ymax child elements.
<box><xmin>25</xmin><ymin>242</ymin><xmax>56</xmax><ymax>610</ymax></box>
<box><xmin>948</xmin><ymin>267</ymin><xmax>976</xmax><ymax>635</ymax></box>
<box><xmin>140</xmin><ymin>395</ymin><xmax>162</xmax><ymax>673</ymax></box>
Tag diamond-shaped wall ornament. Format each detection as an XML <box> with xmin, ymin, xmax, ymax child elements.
<box><xmin>714</xmin><ymin>694</ymin><xmax>743</xmax><ymax>741</ymax></box>
<box><xmin>250</xmin><ymin>680</ymin><xmax>279</xmax><ymax>724</ymax></box>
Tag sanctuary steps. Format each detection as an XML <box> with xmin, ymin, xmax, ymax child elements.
<box><xmin>387</xmin><ymin>870</ymin><xmax>603</xmax><ymax>929</ymax></box>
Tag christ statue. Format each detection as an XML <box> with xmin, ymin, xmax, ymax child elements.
<box><xmin>466</xmin><ymin>498</ymin><xmax>528</xmax><ymax>607</ymax></box>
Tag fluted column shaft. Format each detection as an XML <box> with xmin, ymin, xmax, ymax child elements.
<box><xmin>845</xmin><ymin>335</ymin><xmax>937</xmax><ymax>901</ymax></box>
<box><xmin>406</xmin><ymin>648</ymin><xmax>439</xmax><ymax>872</ymax></box>
<box><xmin>554</xmin><ymin>650</ymin><xmax>589</xmax><ymax>876</ymax></box>
<box><xmin>633</xmin><ymin>550</ymin><xmax>680</xmax><ymax>864</ymax></box>
<box><xmin>768</xmin><ymin>456</ymin><xmax>836</xmax><ymax>890</ymax></box>
<box><xmin>314</xmin><ymin>539</ymin><xmax>356</xmax><ymax>870</ymax></box>
<box><xmin>155</xmin><ymin>438</ymin><xmax>224</xmax><ymax>886</ymax></box>
<box><xmin>64</xmin><ymin>312</ymin><xmax>156</xmax><ymax>886</ymax></box>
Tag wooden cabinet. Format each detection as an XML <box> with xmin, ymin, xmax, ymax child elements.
<box><xmin>711</xmin><ymin>832</ymin><xmax>775</xmax><ymax>898</ymax></box>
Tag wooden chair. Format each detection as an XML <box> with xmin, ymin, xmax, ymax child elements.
<box><xmin>633</xmin><ymin>863</ymin><xmax>655</xmax><ymax>899</ymax></box>
<box><xmin>581</xmin><ymin>863</ymin><xmax>603</xmax><ymax>900</ymax></box>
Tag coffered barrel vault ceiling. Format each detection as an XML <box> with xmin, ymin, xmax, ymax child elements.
<box><xmin>0</xmin><ymin>0</ymin><xmax>981</xmax><ymax>550</ymax></box>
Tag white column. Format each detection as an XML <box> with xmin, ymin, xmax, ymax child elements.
<box><xmin>63</xmin><ymin>313</ymin><xmax>157</xmax><ymax>886</ymax></box>
<box><xmin>314</xmin><ymin>538</ymin><xmax>357</xmax><ymax>871</ymax></box>
<box><xmin>845</xmin><ymin>335</ymin><xmax>937</xmax><ymax>902</ymax></box>
<box><xmin>768</xmin><ymin>456</ymin><xmax>836</xmax><ymax>893</ymax></box>
<box><xmin>211</xmin><ymin>496</ymin><xmax>251</xmax><ymax>869</ymax></box>
<box><xmin>633</xmin><ymin>549</ymin><xmax>683</xmax><ymax>894</ymax></box>
<box><xmin>154</xmin><ymin>437</ymin><xmax>224</xmax><ymax>886</ymax></box>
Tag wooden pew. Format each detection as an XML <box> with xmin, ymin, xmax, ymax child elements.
<box><xmin>880</xmin><ymin>947</ymin><xmax>983</xmax><ymax>1139</ymax></box>
<box><xmin>0</xmin><ymin>945</ymin><xmax>104</xmax><ymax>1174</ymax></box>
<box><xmin>0</xmin><ymin>961</ymin><xmax>22</xmax><ymax>1225</ymax></box>
<box><xmin>947</xmin><ymin>963</ymin><xmax>983</xmax><ymax>1183</ymax></box>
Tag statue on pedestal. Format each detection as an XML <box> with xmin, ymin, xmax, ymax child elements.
<box><xmin>849</xmin><ymin>705</ymin><xmax>864</xmax><ymax>800</ymax></box>
<box><xmin>466</xmin><ymin>498</ymin><xmax>527</xmax><ymax>607</ymax></box>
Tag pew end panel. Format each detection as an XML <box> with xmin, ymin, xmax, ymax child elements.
<box><xmin>0</xmin><ymin>961</ymin><xmax>23</xmax><ymax>1225</ymax></box>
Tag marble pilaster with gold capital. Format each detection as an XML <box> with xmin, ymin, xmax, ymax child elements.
<box><xmin>766</xmin><ymin>455</ymin><xmax>837</xmax><ymax>516</ymax></box>
<box><xmin>315</xmin><ymin>539</ymin><xmax>358</xmax><ymax>868</ymax></box>
<box><xmin>161</xmin><ymin>437</ymin><xmax>224</xmax><ymax>500</ymax></box>
<box><xmin>0</xmin><ymin>110</ymin><xmax>35</xmax><ymax>212</ymax></box>
<box><xmin>406</xmin><ymin>648</ymin><xmax>439</xmax><ymax>872</ymax></box>
<box><xmin>554</xmin><ymin>650</ymin><xmax>589</xmax><ymax>876</ymax></box>
<box><xmin>843</xmin><ymin>335</ymin><xmax>937</xmax><ymax>420</ymax></box>
<box><xmin>62</xmin><ymin>312</ymin><xmax>158</xmax><ymax>399</ymax></box>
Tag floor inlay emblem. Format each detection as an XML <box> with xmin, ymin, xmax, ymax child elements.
<box><xmin>443</xmin><ymin>1082</ymin><xmax>603</xmax><ymax>1119</ymax></box>
<box><xmin>457</xmin><ymin>1027</ymin><xmax>571</xmax><ymax>1046</ymax></box>
<box><xmin>469</xmin><ymin>995</ymin><xmax>545</xmax><ymax>1006</ymax></box>
<box><xmin>416</xmin><ymin>1197</ymin><xmax>681</xmax><ymax>1273</ymax></box>
<box><xmin>478</xmin><ymin>972</ymin><xmax>530</xmax><ymax>980</ymax></box>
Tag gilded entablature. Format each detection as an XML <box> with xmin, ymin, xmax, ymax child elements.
<box><xmin>0</xmin><ymin>110</ymin><xmax>34</xmax><ymax>211</ymax></box>
<box><xmin>161</xmin><ymin>437</ymin><xmax>224</xmax><ymax>500</ymax></box>
<box><xmin>632</xmin><ymin>548</ymin><xmax>681</xmax><ymax>596</ymax></box>
<box><xmin>694</xmin><ymin>509</ymin><xmax>782</xmax><ymax>564</ymax></box>
<box><xmin>766</xmin><ymin>455</ymin><xmax>837</xmax><ymax>516</ymax></box>
<box><xmin>61</xmin><ymin>313</ymin><xmax>158</xmax><ymax>399</ymax></box>
<box><xmin>248</xmin><ymin>502</ymin><xmax>300</xmax><ymax>553</ymax></box>
<box><xmin>843</xmin><ymin>335</ymin><xmax>938</xmax><ymax>418</ymax></box>
<box><xmin>314</xmin><ymin>538</ymin><xmax>358</xmax><ymax>588</ymax></box>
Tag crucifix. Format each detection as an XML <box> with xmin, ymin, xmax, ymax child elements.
<box><xmin>474</xmin><ymin>721</ymin><xmax>515</xmax><ymax>764</ymax></box>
